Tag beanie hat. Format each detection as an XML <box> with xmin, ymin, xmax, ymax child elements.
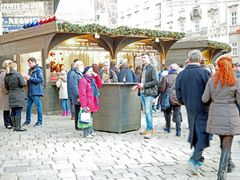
<box><xmin>83</xmin><ymin>66</ymin><xmax>92</xmax><ymax>74</ymax></box>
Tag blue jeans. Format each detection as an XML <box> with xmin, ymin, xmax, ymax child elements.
<box><xmin>190</xmin><ymin>147</ymin><xmax>203</xmax><ymax>162</ymax></box>
<box><xmin>140</xmin><ymin>93</ymin><xmax>154</xmax><ymax>131</ymax></box>
<box><xmin>61</xmin><ymin>99</ymin><xmax>69</xmax><ymax>112</ymax></box>
<box><xmin>26</xmin><ymin>95</ymin><xmax>43</xmax><ymax>124</ymax></box>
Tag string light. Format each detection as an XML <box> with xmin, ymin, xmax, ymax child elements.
<box><xmin>94</xmin><ymin>33</ymin><xmax>100</xmax><ymax>39</ymax></box>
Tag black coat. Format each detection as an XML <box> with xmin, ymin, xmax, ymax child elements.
<box><xmin>176</xmin><ymin>64</ymin><xmax>210</xmax><ymax>149</ymax></box>
<box><xmin>141</xmin><ymin>64</ymin><xmax>158</xmax><ymax>97</ymax></box>
<box><xmin>4</xmin><ymin>70</ymin><xmax>27</xmax><ymax>108</ymax></box>
<box><xmin>118</xmin><ymin>69</ymin><xmax>138</xmax><ymax>83</ymax></box>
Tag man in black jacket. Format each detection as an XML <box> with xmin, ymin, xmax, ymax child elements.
<box><xmin>138</xmin><ymin>53</ymin><xmax>158</xmax><ymax>139</ymax></box>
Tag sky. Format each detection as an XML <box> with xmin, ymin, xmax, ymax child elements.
<box><xmin>55</xmin><ymin>0</ymin><xmax>95</xmax><ymax>23</ymax></box>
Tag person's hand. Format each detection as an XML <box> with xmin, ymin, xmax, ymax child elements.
<box><xmin>104</xmin><ymin>79</ymin><xmax>111</xmax><ymax>83</ymax></box>
<box><xmin>92</xmin><ymin>72</ymin><xmax>97</xmax><ymax>77</ymax></box>
<box><xmin>23</xmin><ymin>75</ymin><xmax>30</xmax><ymax>80</ymax></box>
<box><xmin>138</xmin><ymin>83</ymin><xmax>144</xmax><ymax>88</ymax></box>
<box><xmin>132</xmin><ymin>85</ymin><xmax>138</xmax><ymax>91</ymax></box>
<box><xmin>83</xmin><ymin>107</ymin><xmax>90</xmax><ymax>112</ymax></box>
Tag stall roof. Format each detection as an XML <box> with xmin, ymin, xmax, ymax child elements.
<box><xmin>0</xmin><ymin>21</ymin><xmax>186</xmax><ymax>44</ymax></box>
<box><xmin>170</xmin><ymin>39</ymin><xmax>231</xmax><ymax>52</ymax></box>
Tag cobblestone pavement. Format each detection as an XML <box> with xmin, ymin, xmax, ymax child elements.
<box><xmin>0</xmin><ymin>107</ymin><xmax>239</xmax><ymax>180</ymax></box>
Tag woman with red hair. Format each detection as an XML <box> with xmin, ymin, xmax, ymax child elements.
<box><xmin>202</xmin><ymin>56</ymin><xmax>240</xmax><ymax>180</ymax></box>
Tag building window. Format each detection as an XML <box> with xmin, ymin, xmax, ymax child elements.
<box><xmin>231</xmin><ymin>11</ymin><xmax>237</xmax><ymax>26</ymax></box>
<box><xmin>195</xmin><ymin>20</ymin><xmax>199</xmax><ymax>32</ymax></box>
<box><xmin>180</xmin><ymin>23</ymin><xmax>185</xmax><ymax>32</ymax></box>
<box><xmin>156</xmin><ymin>3</ymin><xmax>161</xmax><ymax>11</ymax></box>
<box><xmin>231</xmin><ymin>43</ymin><xmax>238</xmax><ymax>56</ymax></box>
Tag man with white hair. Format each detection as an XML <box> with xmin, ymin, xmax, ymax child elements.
<box><xmin>176</xmin><ymin>49</ymin><xmax>211</xmax><ymax>175</ymax></box>
<box><xmin>69</xmin><ymin>60</ymin><xmax>84</xmax><ymax>130</ymax></box>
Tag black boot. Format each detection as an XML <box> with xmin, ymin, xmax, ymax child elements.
<box><xmin>164</xmin><ymin>119</ymin><xmax>171</xmax><ymax>133</ymax></box>
<box><xmin>227</xmin><ymin>153</ymin><xmax>235</xmax><ymax>173</ymax></box>
<box><xmin>217</xmin><ymin>151</ymin><xmax>230</xmax><ymax>180</ymax></box>
<box><xmin>14</xmin><ymin>116</ymin><xmax>26</xmax><ymax>132</ymax></box>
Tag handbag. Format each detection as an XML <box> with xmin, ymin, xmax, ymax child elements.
<box><xmin>161</xmin><ymin>92</ymin><xmax>170</xmax><ymax>110</ymax></box>
<box><xmin>78</xmin><ymin>108</ymin><xmax>91</xmax><ymax>124</ymax></box>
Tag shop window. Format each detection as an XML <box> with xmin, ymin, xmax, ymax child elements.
<box><xmin>19</xmin><ymin>51</ymin><xmax>42</xmax><ymax>75</ymax></box>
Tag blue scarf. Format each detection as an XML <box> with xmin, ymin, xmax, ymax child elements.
<box><xmin>84</xmin><ymin>75</ymin><xmax>100</xmax><ymax>97</ymax></box>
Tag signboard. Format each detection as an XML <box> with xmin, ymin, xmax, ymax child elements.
<box><xmin>3</xmin><ymin>16</ymin><xmax>39</xmax><ymax>32</ymax></box>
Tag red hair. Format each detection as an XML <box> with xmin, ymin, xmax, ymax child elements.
<box><xmin>214</xmin><ymin>56</ymin><xmax>236</xmax><ymax>87</ymax></box>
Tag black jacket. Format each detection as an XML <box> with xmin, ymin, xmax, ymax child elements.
<box><xmin>141</xmin><ymin>64</ymin><xmax>158</xmax><ymax>97</ymax></box>
<box><xmin>4</xmin><ymin>70</ymin><xmax>27</xmax><ymax>107</ymax></box>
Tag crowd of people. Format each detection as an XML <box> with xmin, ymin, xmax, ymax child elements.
<box><xmin>0</xmin><ymin>49</ymin><xmax>240</xmax><ymax>179</ymax></box>
<box><xmin>133</xmin><ymin>50</ymin><xmax>240</xmax><ymax>179</ymax></box>
<box><xmin>0</xmin><ymin>58</ymin><xmax>44</xmax><ymax>131</ymax></box>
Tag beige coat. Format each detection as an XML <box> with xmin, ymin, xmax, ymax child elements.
<box><xmin>202</xmin><ymin>78</ymin><xmax>240</xmax><ymax>135</ymax></box>
<box><xmin>0</xmin><ymin>69</ymin><xmax>10</xmax><ymax>110</ymax></box>
<box><xmin>56</xmin><ymin>78</ymin><xmax>68</xmax><ymax>99</ymax></box>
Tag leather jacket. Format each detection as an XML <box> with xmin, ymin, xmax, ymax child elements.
<box><xmin>142</xmin><ymin>64</ymin><xmax>158</xmax><ymax>97</ymax></box>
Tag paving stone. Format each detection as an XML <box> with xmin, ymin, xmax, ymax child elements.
<box><xmin>0</xmin><ymin>174</ymin><xmax>18</xmax><ymax>180</ymax></box>
<box><xmin>0</xmin><ymin>108</ymin><xmax>239</xmax><ymax>180</ymax></box>
<box><xmin>18</xmin><ymin>175</ymin><xmax>38</xmax><ymax>180</ymax></box>
<box><xmin>4</xmin><ymin>166</ymin><xmax>29</xmax><ymax>173</ymax></box>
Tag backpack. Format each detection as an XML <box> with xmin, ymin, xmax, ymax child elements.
<box><xmin>169</xmin><ymin>80</ymin><xmax>181</xmax><ymax>106</ymax></box>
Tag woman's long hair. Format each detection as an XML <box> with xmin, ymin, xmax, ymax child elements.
<box><xmin>214</xmin><ymin>56</ymin><xmax>236</xmax><ymax>87</ymax></box>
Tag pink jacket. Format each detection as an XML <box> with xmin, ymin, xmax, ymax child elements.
<box><xmin>78</xmin><ymin>74</ymin><xmax>102</xmax><ymax>112</ymax></box>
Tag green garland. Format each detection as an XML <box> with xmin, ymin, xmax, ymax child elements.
<box><xmin>208</xmin><ymin>41</ymin><xmax>231</xmax><ymax>52</ymax></box>
<box><xmin>57</xmin><ymin>22</ymin><xmax>185</xmax><ymax>40</ymax></box>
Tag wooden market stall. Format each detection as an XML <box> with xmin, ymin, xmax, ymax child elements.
<box><xmin>0</xmin><ymin>21</ymin><xmax>184</xmax><ymax>115</ymax></box>
<box><xmin>166</xmin><ymin>39</ymin><xmax>231</xmax><ymax>65</ymax></box>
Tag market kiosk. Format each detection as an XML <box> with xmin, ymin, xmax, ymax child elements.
<box><xmin>0</xmin><ymin>21</ymin><xmax>186</xmax><ymax>132</ymax></box>
<box><xmin>0</xmin><ymin>21</ymin><xmax>185</xmax><ymax>116</ymax></box>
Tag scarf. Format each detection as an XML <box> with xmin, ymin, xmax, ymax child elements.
<box><xmin>84</xmin><ymin>75</ymin><xmax>100</xmax><ymax>97</ymax></box>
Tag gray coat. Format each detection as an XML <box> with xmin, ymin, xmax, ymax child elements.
<box><xmin>4</xmin><ymin>70</ymin><xmax>27</xmax><ymax>108</ymax></box>
<box><xmin>202</xmin><ymin>78</ymin><xmax>240</xmax><ymax>135</ymax></box>
<box><xmin>0</xmin><ymin>69</ymin><xmax>10</xmax><ymax>110</ymax></box>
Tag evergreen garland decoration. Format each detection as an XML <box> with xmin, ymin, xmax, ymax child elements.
<box><xmin>57</xmin><ymin>22</ymin><xmax>185</xmax><ymax>39</ymax></box>
<box><xmin>208</xmin><ymin>41</ymin><xmax>231</xmax><ymax>52</ymax></box>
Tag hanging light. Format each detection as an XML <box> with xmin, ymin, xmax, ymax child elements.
<box><xmin>94</xmin><ymin>33</ymin><xmax>100</xmax><ymax>39</ymax></box>
<box><xmin>155</xmin><ymin>37</ymin><xmax>160</xmax><ymax>43</ymax></box>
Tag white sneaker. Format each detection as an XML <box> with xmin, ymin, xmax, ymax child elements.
<box><xmin>91</xmin><ymin>132</ymin><xmax>97</xmax><ymax>136</ymax></box>
<box><xmin>85</xmin><ymin>134</ymin><xmax>93</xmax><ymax>138</ymax></box>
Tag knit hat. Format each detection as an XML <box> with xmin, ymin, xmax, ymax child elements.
<box><xmin>188</xmin><ymin>49</ymin><xmax>202</xmax><ymax>62</ymax></box>
<box><xmin>83</xmin><ymin>66</ymin><xmax>92</xmax><ymax>74</ymax></box>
